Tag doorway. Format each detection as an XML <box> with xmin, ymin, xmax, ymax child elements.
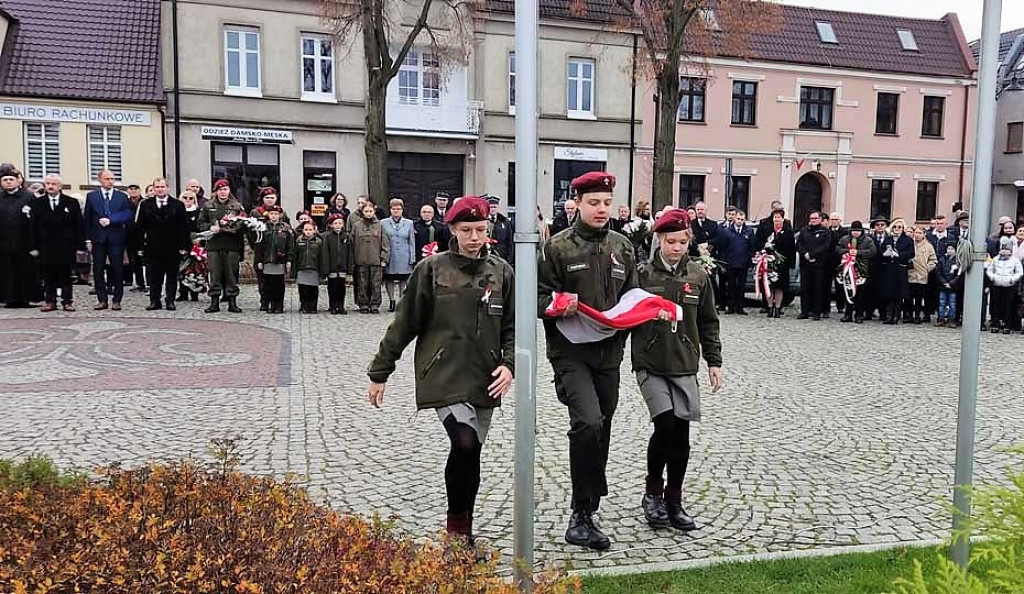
<box><xmin>553</xmin><ymin>159</ymin><xmax>605</xmax><ymax>217</ymax></box>
<box><xmin>387</xmin><ymin>152</ymin><xmax>464</xmax><ymax>214</ymax></box>
<box><xmin>211</xmin><ymin>143</ymin><xmax>280</xmax><ymax>211</ymax></box>
<box><xmin>793</xmin><ymin>173</ymin><xmax>824</xmax><ymax>229</ymax></box>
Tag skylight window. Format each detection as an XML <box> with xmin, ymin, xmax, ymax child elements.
<box><xmin>699</xmin><ymin>8</ymin><xmax>722</xmax><ymax>32</ymax></box>
<box><xmin>816</xmin><ymin>21</ymin><xmax>838</xmax><ymax>44</ymax></box>
<box><xmin>897</xmin><ymin>29</ymin><xmax>919</xmax><ymax>51</ymax></box>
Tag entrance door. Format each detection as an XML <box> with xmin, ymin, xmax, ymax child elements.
<box><xmin>387</xmin><ymin>152</ymin><xmax>464</xmax><ymax>215</ymax></box>
<box><xmin>553</xmin><ymin>159</ymin><xmax>605</xmax><ymax>216</ymax></box>
<box><xmin>211</xmin><ymin>143</ymin><xmax>281</xmax><ymax>211</ymax></box>
<box><xmin>303</xmin><ymin>151</ymin><xmax>336</xmax><ymax>226</ymax></box>
<box><xmin>793</xmin><ymin>174</ymin><xmax>823</xmax><ymax>229</ymax></box>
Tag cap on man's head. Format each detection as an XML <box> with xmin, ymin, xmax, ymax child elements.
<box><xmin>213</xmin><ymin>178</ymin><xmax>230</xmax><ymax>190</ymax></box>
<box><xmin>870</xmin><ymin>216</ymin><xmax>889</xmax><ymax>226</ymax></box>
<box><xmin>955</xmin><ymin>211</ymin><xmax>970</xmax><ymax>224</ymax></box>
<box><xmin>849</xmin><ymin>221</ymin><xmax>864</xmax><ymax>231</ymax></box>
<box><xmin>260</xmin><ymin>186</ymin><xmax>278</xmax><ymax>198</ymax></box>
<box><xmin>127</xmin><ymin>184</ymin><xmax>141</xmax><ymax>190</ymax></box>
<box><xmin>435</xmin><ymin>192</ymin><xmax>450</xmax><ymax>201</ymax></box>
<box><xmin>570</xmin><ymin>171</ymin><xmax>615</xmax><ymax>196</ymax></box>
<box><xmin>486</xmin><ymin>195</ymin><xmax>501</xmax><ymax>205</ymax></box>
<box><xmin>652</xmin><ymin>209</ymin><xmax>691</xmax><ymax>234</ymax></box>
<box><xmin>444</xmin><ymin>196</ymin><xmax>490</xmax><ymax>224</ymax></box>
<box><xmin>0</xmin><ymin>163</ymin><xmax>20</xmax><ymax>179</ymax></box>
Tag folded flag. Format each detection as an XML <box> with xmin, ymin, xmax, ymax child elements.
<box><xmin>546</xmin><ymin>288</ymin><xmax>683</xmax><ymax>344</ymax></box>
<box><xmin>422</xmin><ymin>241</ymin><xmax>438</xmax><ymax>258</ymax></box>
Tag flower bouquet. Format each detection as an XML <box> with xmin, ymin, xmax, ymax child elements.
<box><xmin>197</xmin><ymin>213</ymin><xmax>268</xmax><ymax>243</ymax></box>
<box><xmin>622</xmin><ymin>218</ymin><xmax>652</xmax><ymax>263</ymax></box>
<box><xmin>752</xmin><ymin>244</ymin><xmax>786</xmax><ymax>298</ymax></box>
<box><xmin>179</xmin><ymin>244</ymin><xmax>209</xmax><ymax>294</ymax></box>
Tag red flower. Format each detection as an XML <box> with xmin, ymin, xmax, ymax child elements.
<box><xmin>683</xmin><ymin>283</ymin><xmax>692</xmax><ymax>293</ymax></box>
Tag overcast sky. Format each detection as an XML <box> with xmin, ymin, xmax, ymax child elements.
<box><xmin>782</xmin><ymin>0</ymin><xmax>1024</xmax><ymax>42</ymax></box>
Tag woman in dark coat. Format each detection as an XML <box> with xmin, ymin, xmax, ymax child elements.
<box><xmin>754</xmin><ymin>209</ymin><xmax>796</xmax><ymax>317</ymax></box>
<box><xmin>877</xmin><ymin>218</ymin><xmax>915</xmax><ymax>325</ymax></box>
<box><xmin>322</xmin><ymin>193</ymin><xmax>350</xmax><ymax>231</ymax></box>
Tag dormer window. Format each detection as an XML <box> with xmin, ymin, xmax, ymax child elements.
<box><xmin>816</xmin><ymin>21</ymin><xmax>838</xmax><ymax>45</ymax></box>
<box><xmin>699</xmin><ymin>9</ymin><xmax>722</xmax><ymax>32</ymax></box>
<box><xmin>897</xmin><ymin>29</ymin><xmax>918</xmax><ymax>51</ymax></box>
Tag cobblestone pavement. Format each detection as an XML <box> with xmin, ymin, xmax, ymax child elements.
<box><xmin>1</xmin><ymin>286</ymin><xmax>1023</xmax><ymax>572</ymax></box>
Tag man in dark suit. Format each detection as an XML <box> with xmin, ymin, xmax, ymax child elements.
<box><xmin>0</xmin><ymin>163</ymin><xmax>39</xmax><ymax>308</ymax></box>
<box><xmin>689</xmin><ymin>201</ymin><xmax>723</xmax><ymax>308</ymax></box>
<box><xmin>125</xmin><ymin>184</ymin><xmax>147</xmax><ymax>292</ymax></box>
<box><xmin>84</xmin><ymin>170</ymin><xmax>134</xmax><ymax>310</ymax></box>
<box><xmin>30</xmin><ymin>174</ymin><xmax>85</xmax><ymax>312</ymax></box>
<box><xmin>135</xmin><ymin>178</ymin><xmax>190</xmax><ymax>311</ymax></box>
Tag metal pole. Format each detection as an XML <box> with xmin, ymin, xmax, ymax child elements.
<box><xmin>951</xmin><ymin>0</ymin><xmax>1001</xmax><ymax>569</ymax></box>
<box><xmin>171</xmin><ymin>0</ymin><xmax>183</xmax><ymax>193</ymax></box>
<box><xmin>513</xmin><ymin>0</ymin><xmax>539</xmax><ymax>587</ymax></box>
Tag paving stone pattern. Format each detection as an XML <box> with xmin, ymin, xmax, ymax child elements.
<box><xmin>1</xmin><ymin>288</ymin><xmax>1022</xmax><ymax>572</ymax></box>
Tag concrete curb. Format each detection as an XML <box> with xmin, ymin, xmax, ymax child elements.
<box><xmin>573</xmin><ymin>538</ymin><xmax>947</xmax><ymax>578</ymax></box>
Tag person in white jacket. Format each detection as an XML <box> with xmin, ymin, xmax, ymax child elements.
<box><xmin>985</xmin><ymin>235</ymin><xmax>1024</xmax><ymax>334</ymax></box>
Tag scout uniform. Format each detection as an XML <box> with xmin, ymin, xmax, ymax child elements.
<box><xmin>250</xmin><ymin>186</ymin><xmax>288</xmax><ymax>311</ymax></box>
<box><xmin>537</xmin><ymin>171</ymin><xmax>636</xmax><ymax>551</ymax></box>
<box><xmin>351</xmin><ymin>208</ymin><xmax>390</xmax><ymax>313</ymax></box>
<box><xmin>254</xmin><ymin>205</ymin><xmax>292</xmax><ymax>314</ymax></box>
<box><xmin>198</xmin><ymin>179</ymin><xmax>246</xmax><ymax>313</ymax></box>
<box><xmin>291</xmin><ymin>225</ymin><xmax>328</xmax><ymax>313</ymax></box>
<box><xmin>631</xmin><ymin>209</ymin><xmax>722</xmax><ymax>532</ymax></box>
<box><xmin>368</xmin><ymin>196</ymin><xmax>515</xmax><ymax>542</ymax></box>
<box><xmin>323</xmin><ymin>213</ymin><xmax>353</xmax><ymax>314</ymax></box>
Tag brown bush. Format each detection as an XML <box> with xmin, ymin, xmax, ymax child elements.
<box><xmin>0</xmin><ymin>454</ymin><xmax>578</xmax><ymax>594</ymax></box>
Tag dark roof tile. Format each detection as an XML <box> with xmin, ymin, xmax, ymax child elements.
<box><xmin>0</xmin><ymin>0</ymin><xmax>162</xmax><ymax>104</ymax></box>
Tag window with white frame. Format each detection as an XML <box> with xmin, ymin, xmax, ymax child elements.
<box><xmin>24</xmin><ymin>122</ymin><xmax>60</xmax><ymax>180</ymax></box>
<box><xmin>301</xmin><ymin>34</ymin><xmax>334</xmax><ymax>100</ymax></box>
<box><xmin>509</xmin><ymin>52</ymin><xmax>516</xmax><ymax>111</ymax></box>
<box><xmin>567</xmin><ymin>57</ymin><xmax>595</xmax><ymax>118</ymax></box>
<box><xmin>397</xmin><ymin>50</ymin><xmax>440</xmax><ymax>106</ymax></box>
<box><xmin>87</xmin><ymin>125</ymin><xmax>122</xmax><ymax>181</ymax></box>
<box><xmin>224</xmin><ymin>27</ymin><xmax>261</xmax><ymax>95</ymax></box>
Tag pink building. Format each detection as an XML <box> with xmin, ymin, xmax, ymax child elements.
<box><xmin>634</xmin><ymin>6</ymin><xmax>978</xmax><ymax>228</ymax></box>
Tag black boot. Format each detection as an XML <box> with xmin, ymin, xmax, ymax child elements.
<box><xmin>642</xmin><ymin>478</ymin><xmax>671</xmax><ymax>530</ymax></box>
<box><xmin>204</xmin><ymin>296</ymin><xmax>220</xmax><ymax>313</ymax></box>
<box><xmin>259</xmin><ymin>300</ymin><xmax>268</xmax><ymax>312</ymax></box>
<box><xmin>227</xmin><ymin>297</ymin><xmax>242</xmax><ymax>313</ymax></box>
<box><xmin>273</xmin><ymin>301</ymin><xmax>284</xmax><ymax>314</ymax></box>
<box><xmin>178</xmin><ymin>288</ymin><xmax>188</xmax><ymax>301</ymax></box>
<box><xmin>165</xmin><ymin>299</ymin><xmax>176</xmax><ymax>311</ymax></box>
<box><xmin>841</xmin><ymin>311</ymin><xmax>853</xmax><ymax>323</ymax></box>
<box><xmin>564</xmin><ymin>509</ymin><xmax>611</xmax><ymax>551</ymax></box>
<box><xmin>665</xmin><ymin>487</ymin><xmax>697</xmax><ymax>531</ymax></box>
<box><xmin>145</xmin><ymin>300</ymin><xmax>162</xmax><ymax>311</ymax></box>
<box><xmin>388</xmin><ymin>300</ymin><xmax>396</xmax><ymax>313</ymax></box>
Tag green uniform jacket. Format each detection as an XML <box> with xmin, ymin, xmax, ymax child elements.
<box><xmin>351</xmin><ymin>216</ymin><xmax>390</xmax><ymax>267</ymax></box>
<box><xmin>631</xmin><ymin>253</ymin><xmax>722</xmax><ymax>376</ymax></box>
<box><xmin>291</xmin><ymin>234</ymin><xmax>328</xmax><ymax>277</ymax></box>
<box><xmin>323</xmin><ymin>230</ymin><xmax>352</xmax><ymax>274</ymax></box>
<box><xmin>367</xmin><ymin>243</ymin><xmax>515</xmax><ymax>410</ymax></box>
<box><xmin>537</xmin><ymin>219</ymin><xmax>637</xmax><ymax>368</ymax></box>
<box><xmin>197</xmin><ymin>197</ymin><xmax>246</xmax><ymax>252</ymax></box>
<box><xmin>255</xmin><ymin>221</ymin><xmax>293</xmax><ymax>266</ymax></box>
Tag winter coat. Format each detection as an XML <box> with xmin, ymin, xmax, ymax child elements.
<box><xmin>291</xmin><ymin>234</ymin><xmax>328</xmax><ymax>278</ymax></box>
<box><xmin>322</xmin><ymin>229</ymin><xmax>352</xmax><ymax>274</ymax></box>
<box><xmin>908</xmin><ymin>239</ymin><xmax>937</xmax><ymax>285</ymax></box>
<box><xmin>489</xmin><ymin>212</ymin><xmax>515</xmax><ymax>265</ymax></box>
<box><xmin>926</xmin><ymin>228</ymin><xmax>959</xmax><ymax>256</ymax></box>
<box><xmin>835</xmin><ymin>232</ymin><xmax>878</xmax><ymax>278</ymax></box>
<box><xmin>30</xmin><ymin>194</ymin><xmax>85</xmax><ymax>263</ymax></box>
<box><xmin>755</xmin><ymin>224</ymin><xmax>796</xmax><ymax>269</ymax></box>
<box><xmin>937</xmin><ymin>252</ymin><xmax>963</xmax><ymax>288</ymax></box>
<box><xmin>197</xmin><ymin>197</ymin><xmax>246</xmax><ymax>252</ymax></box>
<box><xmin>0</xmin><ymin>188</ymin><xmax>34</xmax><ymax>255</ymax></box>
<box><xmin>877</xmin><ymin>233</ymin><xmax>915</xmax><ymax>300</ymax></box>
<box><xmin>382</xmin><ymin>216</ymin><xmax>415</xmax><ymax>275</ymax></box>
<box><xmin>796</xmin><ymin>224</ymin><xmax>832</xmax><ymax>269</ymax></box>
<box><xmin>351</xmin><ymin>215</ymin><xmax>390</xmax><ymax>267</ymax></box>
<box><xmin>1014</xmin><ymin>237</ymin><xmax>1024</xmax><ymax>264</ymax></box>
<box><xmin>413</xmin><ymin>218</ymin><xmax>449</xmax><ymax>261</ymax></box>
<box><xmin>718</xmin><ymin>224</ymin><xmax>755</xmax><ymax>270</ymax></box>
<box><xmin>368</xmin><ymin>242</ymin><xmax>515</xmax><ymax>411</ymax></box>
<box><xmin>255</xmin><ymin>221</ymin><xmax>293</xmax><ymax>266</ymax></box>
<box><xmin>689</xmin><ymin>217</ymin><xmax>720</xmax><ymax>257</ymax></box>
<box><xmin>985</xmin><ymin>253</ymin><xmax>1023</xmax><ymax>288</ymax></box>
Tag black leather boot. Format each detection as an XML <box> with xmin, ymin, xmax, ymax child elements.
<box><xmin>841</xmin><ymin>310</ymin><xmax>854</xmax><ymax>323</ymax></box>
<box><xmin>642</xmin><ymin>494</ymin><xmax>671</xmax><ymax>530</ymax></box>
<box><xmin>227</xmin><ymin>297</ymin><xmax>242</xmax><ymax>313</ymax></box>
<box><xmin>564</xmin><ymin>509</ymin><xmax>611</xmax><ymax>550</ymax></box>
<box><xmin>665</xmin><ymin>487</ymin><xmax>697</xmax><ymax>531</ymax></box>
<box><xmin>145</xmin><ymin>300</ymin><xmax>162</xmax><ymax>311</ymax></box>
<box><xmin>259</xmin><ymin>300</ymin><xmax>268</xmax><ymax>312</ymax></box>
<box><xmin>204</xmin><ymin>296</ymin><xmax>220</xmax><ymax>313</ymax></box>
<box><xmin>165</xmin><ymin>299</ymin><xmax>176</xmax><ymax>311</ymax></box>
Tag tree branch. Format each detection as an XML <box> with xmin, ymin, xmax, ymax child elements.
<box><xmin>386</xmin><ymin>0</ymin><xmax>437</xmax><ymax>80</ymax></box>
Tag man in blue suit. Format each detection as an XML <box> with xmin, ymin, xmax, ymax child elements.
<box><xmin>84</xmin><ymin>170</ymin><xmax>134</xmax><ymax>310</ymax></box>
<box><xmin>719</xmin><ymin>210</ymin><xmax>756</xmax><ymax>315</ymax></box>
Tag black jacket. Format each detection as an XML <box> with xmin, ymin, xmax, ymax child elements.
<box><xmin>136</xmin><ymin>197</ymin><xmax>191</xmax><ymax>257</ymax></box>
<box><xmin>413</xmin><ymin>218</ymin><xmax>449</xmax><ymax>262</ymax></box>
<box><xmin>689</xmin><ymin>217</ymin><xmax>720</xmax><ymax>256</ymax></box>
<box><xmin>0</xmin><ymin>188</ymin><xmax>35</xmax><ymax>255</ymax></box>
<box><xmin>31</xmin><ymin>194</ymin><xmax>85</xmax><ymax>263</ymax></box>
<box><xmin>796</xmin><ymin>225</ymin><xmax>833</xmax><ymax>269</ymax></box>
<box><xmin>755</xmin><ymin>222</ymin><xmax>796</xmax><ymax>269</ymax></box>
<box><xmin>489</xmin><ymin>212</ymin><xmax>514</xmax><ymax>265</ymax></box>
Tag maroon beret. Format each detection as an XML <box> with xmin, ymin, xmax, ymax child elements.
<box><xmin>570</xmin><ymin>171</ymin><xmax>616</xmax><ymax>196</ymax></box>
<box><xmin>445</xmin><ymin>196</ymin><xmax>491</xmax><ymax>224</ymax></box>
<box><xmin>652</xmin><ymin>209</ymin><xmax>691</xmax><ymax>234</ymax></box>
<box><xmin>260</xmin><ymin>186</ymin><xmax>277</xmax><ymax>198</ymax></box>
<box><xmin>296</xmin><ymin>210</ymin><xmax>310</xmax><ymax>219</ymax></box>
<box><xmin>263</xmin><ymin>204</ymin><xmax>283</xmax><ymax>213</ymax></box>
<box><xmin>213</xmin><ymin>179</ymin><xmax>230</xmax><ymax>190</ymax></box>
<box><xmin>326</xmin><ymin>213</ymin><xmax>345</xmax><ymax>224</ymax></box>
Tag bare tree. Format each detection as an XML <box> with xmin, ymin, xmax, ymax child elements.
<box><xmin>613</xmin><ymin>0</ymin><xmax>780</xmax><ymax>209</ymax></box>
<box><xmin>320</xmin><ymin>0</ymin><xmax>476</xmax><ymax>203</ymax></box>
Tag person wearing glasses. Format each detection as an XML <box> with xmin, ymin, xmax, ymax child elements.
<box><xmin>876</xmin><ymin>217</ymin><xmax>915</xmax><ymax>326</ymax></box>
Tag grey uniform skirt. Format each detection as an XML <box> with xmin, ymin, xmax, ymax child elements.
<box><xmin>636</xmin><ymin>370</ymin><xmax>701</xmax><ymax>422</ymax></box>
<box><xmin>436</xmin><ymin>403</ymin><xmax>495</xmax><ymax>444</ymax></box>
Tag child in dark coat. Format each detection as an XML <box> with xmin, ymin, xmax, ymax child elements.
<box><xmin>291</xmin><ymin>221</ymin><xmax>328</xmax><ymax>314</ymax></box>
<box><xmin>323</xmin><ymin>213</ymin><xmax>352</xmax><ymax>314</ymax></box>
<box><xmin>935</xmin><ymin>243</ymin><xmax>962</xmax><ymax>328</ymax></box>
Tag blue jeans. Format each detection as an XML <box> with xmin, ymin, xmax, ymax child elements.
<box><xmin>938</xmin><ymin>290</ymin><xmax>957</xmax><ymax>320</ymax></box>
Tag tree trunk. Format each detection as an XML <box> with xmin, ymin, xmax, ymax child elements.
<box><xmin>652</xmin><ymin>70</ymin><xmax>679</xmax><ymax>212</ymax></box>
<box><xmin>364</xmin><ymin>75</ymin><xmax>389</xmax><ymax>204</ymax></box>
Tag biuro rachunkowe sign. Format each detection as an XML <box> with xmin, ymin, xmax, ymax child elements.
<box><xmin>0</xmin><ymin>103</ymin><xmax>152</xmax><ymax>126</ymax></box>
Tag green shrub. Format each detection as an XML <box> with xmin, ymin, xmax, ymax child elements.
<box><xmin>889</xmin><ymin>443</ymin><xmax>1024</xmax><ymax>594</ymax></box>
<box><xmin>0</xmin><ymin>455</ymin><xmax>88</xmax><ymax>490</ymax></box>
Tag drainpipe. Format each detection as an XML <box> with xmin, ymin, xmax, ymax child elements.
<box><xmin>958</xmin><ymin>83</ymin><xmax>968</xmax><ymax>207</ymax></box>
<box><xmin>627</xmin><ymin>33</ymin><xmax>637</xmax><ymax>210</ymax></box>
<box><xmin>172</xmin><ymin>0</ymin><xmax>183</xmax><ymax>193</ymax></box>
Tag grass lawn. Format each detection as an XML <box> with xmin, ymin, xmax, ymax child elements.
<box><xmin>582</xmin><ymin>545</ymin><xmax>953</xmax><ymax>594</ymax></box>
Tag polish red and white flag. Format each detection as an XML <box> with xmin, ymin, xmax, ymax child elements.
<box><xmin>546</xmin><ymin>288</ymin><xmax>683</xmax><ymax>344</ymax></box>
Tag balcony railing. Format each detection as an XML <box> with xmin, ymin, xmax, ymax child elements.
<box><xmin>386</xmin><ymin>98</ymin><xmax>483</xmax><ymax>137</ymax></box>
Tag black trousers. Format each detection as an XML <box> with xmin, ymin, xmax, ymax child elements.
<box><xmin>442</xmin><ymin>415</ymin><xmax>482</xmax><ymax>516</ymax></box>
<box><xmin>726</xmin><ymin>267</ymin><xmax>747</xmax><ymax>311</ymax></box>
<box><xmin>800</xmin><ymin>264</ymin><xmax>826</xmax><ymax>315</ymax></box>
<box><xmin>717</xmin><ymin>269</ymin><xmax>730</xmax><ymax>309</ymax></box>
<box><xmin>148</xmin><ymin>252</ymin><xmax>179</xmax><ymax>303</ymax></box>
<box><xmin>909</xmin><ymin>283</ymin><xmax>928</xmax><ymax>317</ymax></box>
<box><xmin>327</xmin><ymin>276</ymin><xmax>347</xmax><ymax>309</ymax></box>
<box><xmin>126</xmin><ymin>248</ymin><xmax>145</xmax><ymax>288</ymax></box>
<box><xmin>263</xmin><ymin>273</ymin><xmax>285</xmax><ymax>303</ymax></box>
<box><xmin>647</xmin><ymin>411</ymin><xmax>691</xmax><ymax>494</ymax></box>
<box><xmin>298</xmin><ymin>284</ymin><xmax>319</xmax><ymax>310</ymax></box>
<box><xmin>854</xmin><ymin>284</ymin><xmax>873</xmax><ymax>318</ymax></box>
<box><xmin>41</xmin><ymin>260</ymin><xmax>73</xmax><ymax>305</ymax></box>
<box><xmin>552</xmin><ymin>356</ymin><xmax>620</xmax><ymax>511</ymax></box>
<box><xmin>92</xmin><ymin>242</ymin><xmax>125</xmax><ymax>304</ymax></box>
<box><xmin>989</xmin><ymin>285</ymin><xmax>1016</xmax><ymax>327</ymax></box>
